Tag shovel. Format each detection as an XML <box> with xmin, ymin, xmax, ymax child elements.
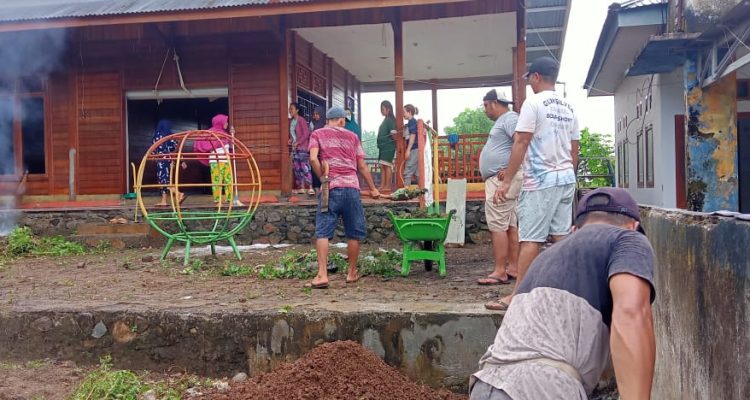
<box><xmin>320</xmin><ymin>161</ymin><xmax>330</xmax><ymax>212</ymax></box>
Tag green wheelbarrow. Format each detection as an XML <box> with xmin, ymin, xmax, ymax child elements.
<box><xmin>387</xmin><ymin>209</ymin><xmax>455</xmax><ymax>277</ymax></box>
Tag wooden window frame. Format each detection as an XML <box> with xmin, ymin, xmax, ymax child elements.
<box><xmin>637</xmin><ymin>129</ymin><xmax>644</xmax><ymax>188</ymax></box>
<box><xmin>0</xmin><ymin>78</ymin><xmax>49</xmax><ymax>180</ymax></box>
<box><xmin>645</xmin><ymin>124</ymin><xmax>654</xmax><ymax>188</ymax></box>
<box><xmin>623</xmin><ymin>141</ymin><xmax>630</xmax><ymax>189</ymax></box>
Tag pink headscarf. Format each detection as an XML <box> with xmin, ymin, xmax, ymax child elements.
<box><xmin>194</xmin><ymin>114</ymin><xmax>229</xmax><ymax>165</ymax></box>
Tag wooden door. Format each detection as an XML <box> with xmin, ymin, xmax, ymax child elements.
<box><xmin>76</xmin><ymin>71</ymin><xmax>124</xmax><ymax>195</ymax></box>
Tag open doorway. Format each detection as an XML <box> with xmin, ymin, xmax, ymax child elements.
<box><xmin>126</xmin><ymin>96</ymin><xmax>229</xmax><ymax>194</ymax></box>
<box><xmin>739</xmin><ymin>114</ymin><xmax>750</xmax><ymax>213</ymax></box>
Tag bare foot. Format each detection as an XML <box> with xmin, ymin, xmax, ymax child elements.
<box><xmin>305</xmin><ymin>274</ymin><xmax>329</xmax><ymax>289</ymax></box>
<box><xmin>346</xmin><ymin>272</ymin><xmax>360</xmax><ymax>284</ymax></box>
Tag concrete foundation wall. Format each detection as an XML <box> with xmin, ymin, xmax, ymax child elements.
<box><xmin>0</xmin><ymin>308</ymin><xmax>502</xmax><ymax>392</ymax></box>
<box><xmin>643</xmin><ymin>207</ymin><xmax>749</xmax><ymax>399</ymax></box>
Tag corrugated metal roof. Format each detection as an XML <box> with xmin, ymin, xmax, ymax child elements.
<box><xmin>526</xmin><ymin>0</ymin><xmax>567</xmax><ymax>7</ymax></box>
<box><xmin>618</xmin><ymin>0</ymin><xmax>667</xmax><ymax>10</ymax></box>
<box><xmin>525</xmin><ymin>0</ymin><xmax>570</xmax><ymax>63</ymax></box>
<box><xmin>0</xmin><ymin>0</ymin><xmax>309</xmax><ymax>23</ymax></box>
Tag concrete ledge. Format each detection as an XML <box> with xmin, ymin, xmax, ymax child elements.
<box><xmin>0</xmin><ymin>305</ymin><xmax>502</xmax><ymax>392</ymax></box>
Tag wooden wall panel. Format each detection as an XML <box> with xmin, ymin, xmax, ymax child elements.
<box><xmin>48</xmin><ymin>74</ymin><xmax>71</xmax><ymax>195</ymax></box>
<box><xmin>231</xmin><ymin>57</ymin><xmax>282</xmax><ymax>190</ymax></box>
<box><xmin>76</xmin><ymin>71</ymin><xmax>124</xmax><ymax>194</ymax></box>
<box><xmin>311</xmin><ymin>47</ymin><xmax>326</xmax><ymax>76</ymax></box>
<box><xmin>295</xmin><ymin>35</ymin><xmax>311</xmax><ymax>67</ymax></box>
<box><xmin>331</xmin><ymin>62</ymin><xmax>346</xmax><ymax>108</ymax></box>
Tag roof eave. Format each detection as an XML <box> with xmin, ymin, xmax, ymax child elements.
<box><xmin>584</xmin><ymin>2</ymin><xmax>667</xmax><ymax>97</ymax></box>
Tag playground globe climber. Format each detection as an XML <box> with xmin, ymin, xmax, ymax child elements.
<box><xmin>135</xmin><ymin>130</ymin><xmax>261</xmax><ymax>265</ymax></box>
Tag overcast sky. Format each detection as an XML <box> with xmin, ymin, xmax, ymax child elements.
<box><xmin>360</xmin><ymin>0</ymin><xmax>614</xmax><ymax>140</ymax></box>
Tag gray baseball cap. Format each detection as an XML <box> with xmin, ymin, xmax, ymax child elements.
<box><xmin>326</xmin><ymin>106</ymin><xmax>346</xmax><ymax>119</ymax></box>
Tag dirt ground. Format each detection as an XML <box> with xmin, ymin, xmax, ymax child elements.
<box><xmin>0</xmin><ymin>243</ymin><xmax>512</xmax><ymax>314</ymax></box>
<box><xmin>0</xmin><ymin>359</ymin><xmax>83</xmax><ymax>400</ymax></box>
<box><xmin>0</xmin><ymin>243</ymin><xmax>507</xmax><ymax>399</ymax></box>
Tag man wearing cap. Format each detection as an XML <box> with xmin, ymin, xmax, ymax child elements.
<box><xmin>470</xmin><ymin>187</ymin><xmax>656</xmax><ymax>400</ymax></box>
<box><xmin>307</xmin><ymin>106</ymin><xmax>380</xmax><ymax>289</ymax></box>
<box><xmin>477</xmin><ymin>89</ymin><xmax>521</xmax><ymax>286</ymax></box>
<box><xmin>488</xmin><ymin>56</ymin><xmax>580</xmax><ymax>310</ymax></box>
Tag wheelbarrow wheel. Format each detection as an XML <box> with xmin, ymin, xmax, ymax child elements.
<box><xmin>423</xmin><ymin>241</ymin><xmax>434</xmax><ymax>271</ymax></box>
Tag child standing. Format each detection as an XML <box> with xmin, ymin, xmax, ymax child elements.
<box><xmin>195</xmin><ymin>114</ymin><xmax>233</xmax><ymax>204</ymax></box>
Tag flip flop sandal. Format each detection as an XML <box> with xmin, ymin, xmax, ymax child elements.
<box><xmin>477</xmin><ymin>276</ymin><xmax>511</xmax><ymax>285</ymax></box>
<box><xmin>304</xmin><ymin>281</ymin><xmax>329</xmax><ymax>289</ymax></box>
<box><xmin>485</xmin><ymin>300</ymin><xmax>511</xmax><ymax>311</ymax></box>
<box><xmin>345</xmin><ymin>276</ymin><xmax>361</xmax><ymax>284</ymax></box>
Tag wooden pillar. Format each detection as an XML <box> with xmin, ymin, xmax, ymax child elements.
<box><xmin>327</xmin><ymin>56</ymin><xmax>333</xmax><ymax>108</ymax></box>
<box><xmin>279</xmin><ymin>27</ymin><xmax>292</xmax><ymax>194</ymax></box>
<box><xmin>393</xmin><ymin>14</ymin><xmax>405</xmax><ymax>188</ymax></box>
<box><xmin>430</xmin><ymin>81</ymin><xmax>438</xmax><ymax>133</ymax></box>
<box><xmin>357</xmin><ymin>83</ymin><xmax>362</xmax><ymax>126</ymax></box>
<box><xmin>513</xmin><ymin>0</ymin><xmax>527</xmax><ymax>109</ymax></box>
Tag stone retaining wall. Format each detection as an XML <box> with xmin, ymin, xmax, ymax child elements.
<box><xmin>16</xmin><ymin>201</ymin><xmax>492</xmax><ymax>246</ymax></box>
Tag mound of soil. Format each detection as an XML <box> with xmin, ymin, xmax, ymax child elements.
<box><xmin>207</xmin><ymin>341</ymin><xmax>467</xmax><ymax>400</ymax></box>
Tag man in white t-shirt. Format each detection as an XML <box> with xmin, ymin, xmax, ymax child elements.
<box><xmin>486</xmin><ymin>56</ymin><xmax>580</xmax><ymax>311</ymax></box>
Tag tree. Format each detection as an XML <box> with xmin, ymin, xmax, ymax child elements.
<box><xmin>443</xmin><ymin>107</ymin><xmax>493</xmax><ymax>136</ymax></box>
<box><xmin>577</xmin><ymin>128</ymin><xmax>615</xmax><ymax>188</ymax></box>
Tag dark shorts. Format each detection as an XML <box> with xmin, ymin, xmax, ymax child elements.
<box><xmin>315</xmin><ymin>187</ymin><xmax>367</xmax><ymax>241</ymax></box>
<box><xmin>469</xmin><ymin>381</ymin><xmax>513</xmax><ymax>400</ymax></box>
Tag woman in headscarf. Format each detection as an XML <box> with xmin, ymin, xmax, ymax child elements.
<box><xmin>289</xmin><ymin>102</ymin><xmax>314</xmax><ymax>195</ymax></box>
<box><xmin>309</xmin><ymin>105</ymin><xmax>326</xmax><ymax>194</ymax></box>
<box><xmin>310</xmin><ymin>105</ymin><xmax>326</xmax><ymax>132</ymax></box>
<box><xmin>151</xmin><ymin>119</ymin><xmax>184</xmax><ymax>206</ymax></box>
<box><xmin>194</xmin><ymin>114</ymin><xmax>233</xmax><ymax>204</ymax></box>
<box><xmin>376</xmin><ymin>100</ymin><xmax>397</xmax><ymax>193</ymax></box>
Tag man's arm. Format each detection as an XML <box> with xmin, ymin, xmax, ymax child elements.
<box><xmin>310</xmin><ymin>147</ymin><xmax>323</xmax><ymax>179</ymax></box>
<box><xmin>405</xmin><ymin>134</ymin><xmax>416</xmax><ymax>156</ymax></box>
<box><xmin>609</xmin><ymin>273</ymin><xmax>655</xmax><ymax>400</ymax></box>
<box><xmin>493</xmin><ymin>131</ymin><xmax>532</xmax><ymax>203</ymax></box>
<box><xmin>357</xmin><ymin>158</ymin><xmax>380</xmax><ymax>198</ymax></box>
<box><xmin>571</xmin><ymin>140</ymin><xmax>580</xmax><ymax>173</ymax></box>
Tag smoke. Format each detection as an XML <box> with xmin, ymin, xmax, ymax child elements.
<box><xmin>0</xmin><ymin>29</ymin><xmax>69</xmax><ymax>236</ymax></box>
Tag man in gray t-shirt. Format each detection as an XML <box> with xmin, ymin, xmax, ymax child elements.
<box><xmin>471</xmin><ymin>188</ymin><xmax>656</xmax><ymax>400</ymax></box>
<box><xmin>476</xmin><ymin>90</ymin><xmax>523</xmax><ymax>286</ymax></box>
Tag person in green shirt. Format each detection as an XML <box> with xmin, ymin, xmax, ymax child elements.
<box><xmin>345</xmin><ymin>107</ymin><xmax>361</xmax><ymax>140</ymax></box>
<box><xmin>377</xmin><ymin>100</ymin><xmax>397</xmax><ymax>192</ymax></box>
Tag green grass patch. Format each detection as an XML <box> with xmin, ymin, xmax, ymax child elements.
<box><xmin>256</xmin><ymin>248</ymin><xmax>402</xmax><ymax>280</ymax></box>
<box><xmin>69</xmin><ymin>356</ymin><xmax>146</xmax><ymax>400</ymax></box>
<box><xmin>220</xmin><ymin>263</ymin><xmax>253</xmax><ymax>277</ymax></box>
<box><xmin>69</xmin><ymin>355</ymin><xmax>211</xmax><ymax>400</ymax></box>
<box><xmin>4</xmin><ymin>227</ymin><xmax>86</xmax><ymax>258</ymax></box>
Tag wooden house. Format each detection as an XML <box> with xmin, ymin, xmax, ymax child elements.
<box><xmin>0</xmin><ymin>0</ymin><xmax>570</xmax><ymax>201</ymax></box>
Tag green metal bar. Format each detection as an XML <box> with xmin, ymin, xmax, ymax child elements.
<box><xmin>161</xmin><ymin>237</ymin><xmax>175</xmax><ymax>260</ymax></box>
<box><xmin>228</xmin><ymin>236</ymin><xmax>242</xmax><ymax>261</ymax></box>
<box><xmin>183</xmin><ymin>240</ymin><xmax>191</xmax><ymax>267</ymax></box>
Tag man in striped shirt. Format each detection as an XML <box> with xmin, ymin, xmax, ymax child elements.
<box><xmin>306</xmin><ymin>106</ymin><xmax>380</xmax><ymax>289</ymax></box>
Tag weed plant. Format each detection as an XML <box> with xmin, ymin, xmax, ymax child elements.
<box><xmin>4</xmin><ymin>227</ymin><xmax>85</xmax><ymax>257</ymax></box>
